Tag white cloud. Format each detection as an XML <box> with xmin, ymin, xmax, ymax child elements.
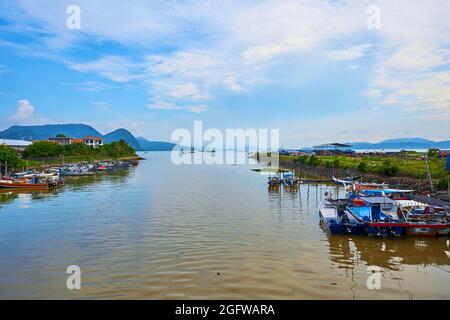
<box><xmin>147</xmin><ymin>100</ymin><xmax>206</xmax><ymax>113</ymax></box>
<box><xmin>242</xmin><ymin>45</ymin><xmax>287</xmax><ymax>64</ymax></box>
<box><xmin>3</xmin><ymin>0</ymin><xmax>450</xmax><ymax>126</ymax></box>
<box><xmin>9</xmin><ymin>99</ymin><xmax>50</xmax><ymax>125</ymax></box>
<box><xmin>68</xmin><ymin>56</ymin><xmax>143</xmax><ymax>83</ymax></box>
<box><xmin>324</xmin><ymin>44</ymin><xmax>372</xmax><ymax>61</ymax></box>
<box><xmin>13</xmin><ymin>99</ymin><xmax>34</xmax><ymax>119</ymax></box>
<box><xmin>363</xmin><ymin>0</ymin><xmax>450</xmax><ymax>116</ymax></box>
<box><xmin>148</xmin><ymin>101</ymin><xmax>182</xmax><ymax>111</ymax></box>
<box><xmin>223</xmin><ymin>75</ymin><xmax>245</xmax><ymax>92</ymax></box>
<box><xmin>165</xmin><ymin>82</ymin><xmax>207</xmax><ymax>101</ymax></box>
<box><xmin>62</xmin><ymin>81</ymin><xmax>111</xmax><ymax>91</ymax></box>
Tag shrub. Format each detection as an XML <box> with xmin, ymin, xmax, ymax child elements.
<box><xmin>308</xmin><ymin>155</ymin><xmax>321</xmax><ymax>166</ymax></box>
<box><xmin>24</xmin><ymin>139</ymin><xmax>136</xmax><ymax>160</ymax></box>
<box><xmin>24</xmin><ymin>141</ymin><xmax>64</xmax><ymax>158</ymax></box>
<box><xmin>99</xmin><ymin>140</ymin><xmax>136</xmax><ymax>159</ymax></box>
<box><xmin>0</xmin><ymin>145</ymin><xmax>21</xmax><ymax>167</ymax></box>
<box><xmin>63</xmin><ymin>143</ymin><xmax>94</xmax><ymax>157</ymax></box>
<box><xmin>357</xmin><ymin>161</ymin><xmax>369</xmax><ymax>172</ymax></box>
<box><xmin>378</xmin><ymin>159</ymin><xmax>399</xmax><ymax>176</ymax></box>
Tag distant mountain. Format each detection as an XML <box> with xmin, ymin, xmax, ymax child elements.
<box><xmin>349</xmin><ymin>137</ymin><xmax>450</xmax><ymax>150</ymax></box>
<box><xmin>137</xmin><ymin>137</ymin><xmax>176</xmax><ymax>151</ymax></box>
<box><xmin>380</xmin><ymin>137</ymin><xmax>434</xmax><ymax>144</ymax></box>
<box><xmin>0</xmin><ymin>124</ymin><xmax>101</xmax><ymax>141</ymax></box>
<box><xmin>104</xmin><ymin>129</ymin><xmax>141</xmax><ymax>150</ymax></box>
<box><xmin>0</xmin><ymin>124</ymin><xmax>182</xmax><ymax>151</ymax></box>
<box><xmin>0</xmin><ymin>124</ymin><xmax>144</xmax><ymax>150</ymax></box>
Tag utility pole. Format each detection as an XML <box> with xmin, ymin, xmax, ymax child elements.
<box><xmin>425</xmin><ymin>155</ymin><xmax>434</xmax><ymax>193</ymax></box>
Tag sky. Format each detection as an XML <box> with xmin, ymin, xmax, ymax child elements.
<box><xmin>0</xmin><ymin>0</ymin><xmax>449</xmax><ymax>147</ymax></box>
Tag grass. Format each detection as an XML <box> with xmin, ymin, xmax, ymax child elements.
<box><xmin>281</xmin><ymin>153</ymin><xmax>449</xmax><ymax>180</ymax></box>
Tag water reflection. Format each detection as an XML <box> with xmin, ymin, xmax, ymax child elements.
<box><xmin>327</xmin><ymin>235</ymin><xmax>450</xmax><ymax>271</ymax></box>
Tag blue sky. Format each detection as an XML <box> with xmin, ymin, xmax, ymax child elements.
<box><xmin>0</xmin><ymin>0</ymin><xmax>449</xmax><ymax>147</ymax></box>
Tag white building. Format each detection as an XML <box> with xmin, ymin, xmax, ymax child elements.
<box><xmin>0</xmin><ymin>139</ymin><xmax>32</xmax><ymax>153</ymax></box>
<box><xmin>83</xmin><ymin>136</ymin><xmax>104</xmax><ymax>148</ymax></box>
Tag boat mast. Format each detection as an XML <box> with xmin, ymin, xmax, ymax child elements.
<box><xmin>425</xmin><ymin>154</ymin><xmax>434</xmax><ymax>193</ymax></box>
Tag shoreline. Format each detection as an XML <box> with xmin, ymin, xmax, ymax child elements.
<box><xmin>5</xmin><ymin>155</ymin><xmax>144</xmax><ymax>173</ymax></box>
<box><xmin>277</xmin><ymin>155</ymin><xmax>448</xmax><ymax>193</ymax></box>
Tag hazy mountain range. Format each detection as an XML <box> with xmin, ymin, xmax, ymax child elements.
<box><xmin>0</xmin><ymin>124</ymin><xmax>176</xmax><ymax>151</ymax></box>
<box><xmin>348</xmin><ymin>137</ymin><xmax>450</xmax><ymax>150</ymax></box>
<box><xmin>1</xmin><ymin>124</ymin><xmax>449</xmax><ymax>151</ymax></box>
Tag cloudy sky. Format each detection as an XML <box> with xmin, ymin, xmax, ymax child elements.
<box><xmin>0</xmin><ymin>0</ymin><xmax>449</xmax><ymax>147</ymax></box>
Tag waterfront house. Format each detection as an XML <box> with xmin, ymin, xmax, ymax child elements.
<box><xmin>83</xmin><ymin>136</ymin><xmax>103</xmax><ymax>148</ymax></box>
<box><xmin>48</xmin><ymin>136</ymin><xmax>73</xmax><ymax>145</ymax></box>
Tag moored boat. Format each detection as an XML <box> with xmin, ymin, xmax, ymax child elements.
<box><xmin>0</xmin><ymin>179</ymin><xmax>50</xmax><ymax>190</ymax></box>
<box><xmin>319</xmin><ymin>183</ymin><xmax>450</xmax><ymax>237</ymax></box>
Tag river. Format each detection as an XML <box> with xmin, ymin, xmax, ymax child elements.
<box><xmin>0</xmin><ymin>152</ymin><xmax>449</xmax><ymax>299</ymax></box>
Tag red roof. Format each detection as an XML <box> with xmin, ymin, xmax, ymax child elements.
<box><xmin>84</xmin><ymin>136</ymin><xmax>103</xmax><ymax>141</ymax></box>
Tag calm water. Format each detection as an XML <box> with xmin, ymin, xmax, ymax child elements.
<box><xmin>0</xmin><ymin>152</ymin><xmax>449</xmax><ymax>299</ymax></box>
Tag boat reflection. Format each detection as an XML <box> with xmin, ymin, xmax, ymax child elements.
<box><xmin>326</xmin><ymin>234</ymin><xmax>450</xmax><ymax>271</ymax></box>
<box><xmin>0</xmin><ymin>168</ymin><xmax>134</xmax><ymax>209</ymax></box>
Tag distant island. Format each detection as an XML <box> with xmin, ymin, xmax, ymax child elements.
<box><xmin>348</xmin><ymin>137</ymin><xmax>450</xmax><ymax>150</ymax></box>
<box><xmin>0</xmin><ymin>124</ymin><xmax>177</xmax><ymax>152</ymax></box>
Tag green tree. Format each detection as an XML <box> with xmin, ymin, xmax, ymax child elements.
<box><xmin>24</xmin><ymin>141</ymin><xmax>64</xmax><ymax>158</ymax></box>
<box><xmin>427</xmin><ymin>148</ymin><xmax>439</xmax><ymax>158</ymax></box>
<box><xmin>0</xmin><ymin>145</ymin><xmax>21</xmax><ymax>168</ymax></box>
<box><xmin>99</xmin><ymin>140</ymin><xmax>136</xmax><ymax>159</ymax></box>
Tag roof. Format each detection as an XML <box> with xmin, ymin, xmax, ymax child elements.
<box><xmin>313</xmin><ymin>143</ymin><xmax>353</xmax><ymax>148</ymax></box>
<box><xmin>0</xmin><ymin>139</ymin><xmax>32</xmax><ymax>147</ymax></box>
<box><xmin>84</xmin><ymin>136</ymin><xmax>103</xmax><ymax>141</ymax></box>
<box><xmin>360</xmin><ymin>197</ymin><xmax>396</xmax><ymax>205</ymax></box>
<box><xmin>412</xmin><ymin>195</ymin><xmax>449</xmax><ymax>208</ymax></box>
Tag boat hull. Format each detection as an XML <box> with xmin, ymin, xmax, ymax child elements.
<box><xmin>319</xmin><ymin>211</ymin><xmax>366</xmax><ymax>235</ymax></box>
<box><xmin>0</xmin><ymin>182</ymin><xmax>49</xmax><ymax>190</ymax></box>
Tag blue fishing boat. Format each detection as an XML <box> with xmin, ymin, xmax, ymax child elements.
<box><xmin>281</xmin><ymin>171</ymin><xmax>300</xmax><ymax>187</ymax></box>
<box><xmin>319</xmin><ymin>198</ymin><xmax>367</xmax><ymax>235</ymax></box>
<box><xmin>319</xmin><ymin>185</ymin><xmax>450</xmax><ymax>237</ymax></box>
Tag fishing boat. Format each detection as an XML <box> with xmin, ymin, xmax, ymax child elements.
<box><xmin>319</xmin><ymin>183</ymin><xmax>450</xmax><ymax>237</ymax></box>
<box><xmin>332</xmin><ymin>176</ymin><xmax>362</xmax><ymax>185</ymax></box>
<box><xmin>319</xmin><ymin>197</ymin><xmax>367</xmax><ymax>235</ymax></box>
<box><xmin>268</xmin><ymin>175</ymin><xmax>282</xmax><ymax>187</ymax></box>
<box><xmin>0</xmin><ymin>178</ymin><xmax>50</xmax><ymax>190</ymax></box>
<box><xmin>281</xmin><ymin>171</ymin><xmax>300</xmax><ymax>187</ymax></box>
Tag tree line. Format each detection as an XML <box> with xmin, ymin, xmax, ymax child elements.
<box><xmin>0</xmin><ymin>140</ymin><xmax>137</xmax><ymax>170</ymax></box>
